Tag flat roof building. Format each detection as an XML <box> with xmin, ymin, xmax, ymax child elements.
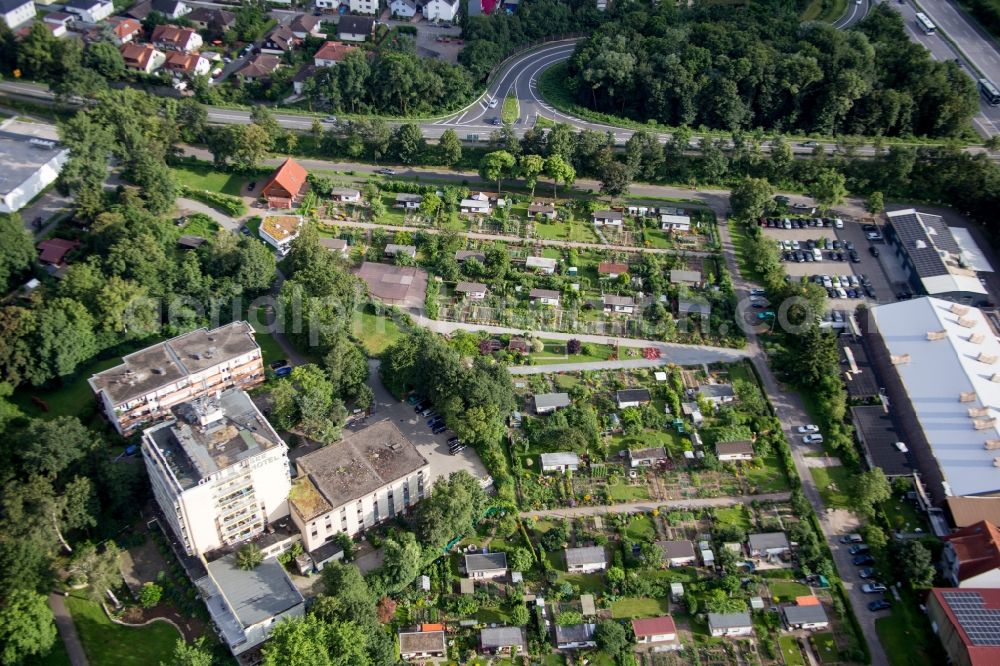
<box><xmin>534</xmin><ymin>392</ymin><xmax>571</xmax><ymax>414</ymax></box>
<box><xmin>356</xmin><ymin>261</ymin><xmax>428</xmax><ymax>307</ymax></box>
<box><xmin>142</xmin><ymin>390</ymin><xmax>290</xmax><ymax>557</ymax></box>
<box><xmin>290</xmin><ymin>420</ymin><xmax>429</xmax><ymax>553</ymax></box>
<box><xmin>564</xmin><ymin>546</ymin><xmax>607</xmax><ymax>572</ymax></box>
<box><xmin>0</xmin><ymin>119</ymin><xmax>69</xmax><ymax>214</ymax></box>
<box><xmin>851</xmin><ymin>405</ymin><xmax>913</xmax><ymax>477</ymax></box>
<box><xmin>89</xmin><ymin>321</ymin><xmax>264</xmax><ymax>436</ymax></box>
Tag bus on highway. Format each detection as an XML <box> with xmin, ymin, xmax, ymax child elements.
<box><xmin>915</xmin><ymin>12</ymin><xmax>936</xmax><ymax>34</ymax></box>
<box><xmin>979</xmin><ymin>78</ymin><xmax>1000</xmax><ymax>106</ymax></box>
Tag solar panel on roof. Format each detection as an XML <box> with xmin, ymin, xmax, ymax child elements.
<box><xmin>942</xmin><ymin>591</ymin><xmax>1000</xmax><ymax>646</ymax></box>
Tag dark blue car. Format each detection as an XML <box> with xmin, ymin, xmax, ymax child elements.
<box><xmin>853</xmin><ymin>554</ymin><xmax>875</xmax><ymax>566</ymax></box>
<box><xmin>275</xmin><ymin>366</ymin><xmax>292</xmax><ymax>378</ymax></box>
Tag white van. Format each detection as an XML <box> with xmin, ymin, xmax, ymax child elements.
<box><xmin>812</xmin><ymin>248</ymin><xmax>822</xmax><ymax>261</ymax></box>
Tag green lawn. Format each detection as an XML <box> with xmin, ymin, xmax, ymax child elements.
<box><xmin>625</xmin><ymin>514</ymin><xmax>656</xmax><ymax>541</ymax></box>
<box><xmin>13</xmin><ymin>355</ymin><xmax>123</xmax><ymax>419</ymax></box>
<box><xmin>558</xmin><ymin>572</ymin><xmax>606</xmax><ymax>594</ymax></box>
<box><xmin>36</xmin><ymin>636</ymin><xmax>71</xmax><ymax>666</ymax></box>
<box><xmin>743</xmin><ymin>455</ymin><xmax>790</xmax><ymax>493</ymax></box>
<box><xmin>65</xmin><ymin>593</ymin><xmax>181</xmax><ymax>666</ymax></box>
<box><xmin>179</xmin><ymin>214</ymin><xmax>220</xmax><ymax>238</ymax></box>
<box><xmin>779</xmin><ymin>635</ymin><xmax>806</xmax><ymax>666</ymax></box>
<box><xmin>810</xmin><ymin>466</ymin><xmax>853</xmax><ymax>509</ymax></box>
<box><xmin>607</xmin><ymin>483</ymin><xmax>650</xmax><ymax>502</ymax></box>
<box><xmin>768</xmin><ymin>580</ymin><xmax>812</xmax><ymax>602</ymax></box>
<box><xmin>883</xmin><ymin>493</ymin><xmax>931</xmax><ymax>534</ymax></box>
<box><xmin>714</xmin><ymin>505</ymin><xmax>752</xmax><ymax>531</ymax></box>
<box><xmin>247</xmin><ymin>307</ymin><xmax>285</xmax><ymax>366</ymax></box>
<box><xmin>530</xmin><ymin>341</ymin><xmax>615</xmax><ymax>365</ymax></box>
<box><xmin>533</xmin><ymin>220</ymin><xmax>599</xmax><ymax>243</ymax></box>
<box><xmin>610</xmin><ymin>596</ymin><xmax>670</xmax><ymax>619</ymax></box>
<box><xmin>352</xmin><ymin>309</ymin><xmax>404</xmax><ymax>356</ymax></box>
<box><xmin>876</xmin><ymin>600</ymin><xmax>937</xmax><ymax>666</ymax></box>
<box><xmin>501</xmin><ymin>93</ymin><xmax>519</xmax><ymax>125</ymax></box>
<box><xmin>810</xmin><ymin>632</ymin><xmax>840</xmax><ymax>664</ymax></box>
<box><xmin>171</xmin><ymin>164</ymin><xmax>246</xmax><ymax>196</ymax></box>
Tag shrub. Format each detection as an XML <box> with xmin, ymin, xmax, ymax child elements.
<box><xmin>179</xmin><ymin>185</ymin><xmax>247</xmax><ymax>217</ymax></box>
<box><xmin>139</xmin><ymin>582</ymin><xmax>162</xmax><ymax>609</ymax></box>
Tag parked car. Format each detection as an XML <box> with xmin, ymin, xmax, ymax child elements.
<box><xmin>269</xmin><ymin>359</ymin><xmax>288</xmax><ymax>370</ymax></box>
<box><xmin>432</xmin><ymin>425</ymin><xmax>447</xmax><ymax>434</ymax></box>
<box><xmin>749</xmin><ymin>288</ymin><xmax>766</xmax><ymax>296</ymax></box>
<box><xmin>859</xmin><ymin>567</ymin><xmax>876</xmax><ymax>578</ymax></box>
<box><xmin>843</xmin><ymin>240</ymin><xmax>855</xmax><ymax>251</ymax></box>
<box><xmin>864</xmin><ymin>285</ymin><xmax>876</xmax><ymax>298</ymax></box>
<box><xmin>835</xmin><ymin>218</ymin><xmax>844</xmax><ymax>228</ymax></box>
<box><xmin>797</xmin><ymin>425</ymin><xmax>820</xmax><ymax>433</ymax></box>
<box><xmin>863</xmin><ymin>224</ymin><xmax>878</xmax><ymax>232</ymax></box>
<box><xmin>489</xmin><ymin>98</ymin><xmax>499</xmax><ymax>108</ymax></box>
<box><xmin>792</xmin><ymin>202</ymin><xmax>813</xmax><ymax>211</ymax></box>
<box><xmin>827</xmin><ymin>288</ymin><xmax>838</xmax><ymax>298</ymax></box>
<box><xmin>447</xmin><ymin>436</ymin><xmax>460</xmax><ymax>445</ymax></box>
<box><xmin>450</xmin><ymin>443</ymin><xmax>467</xmax><ymax>454</ymax></box>
<box><xmin>802</xmin><ymin>434</ymin><xmax>824</xmax><ymax>444</ymax></box>
<box><xmin>868</xmin><ymin>600</ymin><xmax>891</xmax><ymax>611</ymax></box>
<box><xmin>862</xmin><ymin>583</ymin><xmax>888</xmax><ymax>594</ymax></box>
<box><xmin>849</xmin><ymin>250</ymin><xmax>861</xmax><ymax>263</ymax></box>
<box><xmin>869</xmin><ymin>246</ymin><xmax>880</xmax><ymax>257</ymax></box>
<box><xmin>801</xmin><ymin>141</ymin><xmax>819</xmax><ymax>148</ymax></box>
<box><xmin>376</xmin><ymin>168</ymin><xmax>397</xmax><ymax>175</ymax></box>
<box><xmin>849</xmin><ymin>544</ymin><xmax>871</xmax><ymax>555</ymax></box>
<box><xmin>275</xmin><ymin>366</ymin><xmax>292</xmax><ymax>378</ymax></box>
<box><xmin>774</xmin><ymin>195</ymin><xmax>790</xmax><ymax>205</ymax></box>
<box><xmin>853</xmin><ymin>554</ymin><xmax>876</xmax><ymax>566</ymax></box>
<box><xmin>840</xmin><ymin>534</ymin><xmax>863</xmax><ymax>544</ymax></box>
<box><xmin>866</xmin><ymin>231</ymin><xmax>883</xmax><ymax>241</ymax></box>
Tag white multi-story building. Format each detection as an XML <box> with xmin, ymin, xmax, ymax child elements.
<box><xmin>142</xmin><ymin>389</ymin><xmax>291</xmax><ymax>557</ymax></box>
<box><xmin>422</xmin><ymin>0</ymin><xmax>459</xmax><ymax>22</ymax></box>
<box><xmin>0</xmin><ymin>0</ymin><xmax>35</xmax><ymax>28</ymax></box>
<box><xmin>259</xmin><ymin>215</ymin><xmax>302</xmax><ymax>255</ymax></box>
<box><xmin>348</xmin><ymin>0</ymin><xmax>378</xmax><ymax>14</ymax></box>
<box><xmin>89</xmin><ymin>321</ymin><xmax>265</xmax><ymax>436</ymax></box>
<box><xmin>64</xmin><ymin>0</ymin><xmax>113</xmax><ymax>23</ymax></box>
<box><xmin>0</xmin><ymin>120</ymin><xmax>68</xmax><ymax>214</ymax></box>
<box><xmin>289</xmin><ymin>420</ymin><xmax>430</xmax><ymax>554</ymax></box>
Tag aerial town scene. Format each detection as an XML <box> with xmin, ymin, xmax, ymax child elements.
<box><xmin>1</xmin><ymin>0</ymin><xmax>1000</xmax><ymax>664</ymax></box>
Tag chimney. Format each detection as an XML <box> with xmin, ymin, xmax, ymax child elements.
<box><xmin>985</xmin><ymin>440</ymin><xmax>1000</xmax><ymax>450</ymax></box>
<box><xmin>960</xmin><ymin>391</ymin><xmax>977</xmax><ymax>402</ymax></box>
<box><xmin>993</xmin><ymin>457</ymin><xmax>1000</xmax><ymax>468</ymax></box>
<box><xmin>891</xmin><ymin>353</ymin><xmax>911</xmax><ymax>365</ymax></box>
<box><xmin>927</xmin><ymin>330</ymin><xmax>948</xmax><ymax>341</ymax></box>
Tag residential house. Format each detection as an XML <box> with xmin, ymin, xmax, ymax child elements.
<box><xmin>0</xmin><ymin>120</ymin><xmax>69</xmax><ymax>214</ymax></box>
<box><xmin>555</xmin><ymin>623</ymin><xmax>597</xmax><ymax>650</ymax></box>
<box><xmin>65</xmin><ymin>0</ymin><xmax>113</xmax><ymax>23</ymax></box>
<box><xmin>315</xmin><ymin>0</ymin><xmax>338</xmax><ymax>9</ymax></box>
<box><xmin>716</xmin><ymin>440</ymin><xmax>754</xmax><ymax>462</ymax></box>
<box><xmin>187</xmin><ymin>7</ymin><xmax>235</xmax><ymax>33</ymax></box>
<box><xmin>422</xmin><ymin>0</ymin><xmax>460</xmax><ymax>21</ymax></box>
<box><xmin>465</xmin><ymin>552</ymin><xmax>508</xmax><ymax>580</ymax></box>
<box><xmin>480</xmin><ymin>626</ymin><xmax>525</xmax><ymax>655</ymax></box>
<box><xmin>120</xmin><ymin>43</ymin><xmax>166</xmax><ymax>74</ymax></box>
<box><xmin>314</xmin><ymin>40</ymin><xmax>357</xmax><ymax>66</ymax></box>
<box><xmin>455</xmin><ymin>282</ymin><xmax>488</xmax><ymax>301</ymax></box>
<box><xmin>0</xmin><ymin>0</ymin><xmax>34</xmax><ymax>28</ymax></box>
<box><xmin>593</xmin><ymin>210</ymin><xmax>623</xmax><ymax>227</ymax></box>
<box><xmin>628</xmin><ymin>447</ymin><xmax>666</xmax><ymax>468</ymax></box>
<box><xmin>289</xmin><ymin>420</ymin><xmax>430</xmax><ymax>553</ymax></box>
<box><xmin>529</xmin><ymin>288</ymin><xmax>560</xmax><ymax>306</ymax></box>
<box><xmin>617</xmin><ymin>388</ymin><xmax>651</xmax><ymax>409</ymax></box>
<box><xmin>565</xmin><ymin>546</ymin><xmax>607</xmax><ymax>573</ymax></box>
<box><xmin>527</xmin><ymin>203</ymin><xmax>556</xmax><ymax>220</ymax></box>
<box><xmin>195</xmin><ymin>554</ymin><xmax>304</xmax><ymax>660</ymax></box>
<box><xmin>36</xmin><ymin>238</ymin><xmax>79</xmax><ymax>266</ymax></box>
<box><xmin>603</xmin><ymin>294</ymin><xmax>635</xmax><ymax>314</ymax></box>
<box><xmin>661</xmin><ymin>213</ymin><xmax>691</xmax><ymax>232</ymax></box>
<box><xmin>748</xmin><ymin>532</ymin><xmax>791</xmax><ymax>559</ymax></box>
<box><xmin>541</xmin><ymin>452</ymin><xmax>579</xmax><ymax>473</ymax></box>
<box><xmin>460</xmin><ymin>192</ymin><xmax>492</xmax><ymax>215</ymax></box>
<box><xmin>89</xmin><ymin>321</ymin><xmax>264</xmax><ymax>436</ymax></box>
<box><xmin>290</xmin><ymin>13</ymin><xmax>322</xmax><ymax>38</ymax></box>
<box><xmin>339</xmin><ymin>15</ymin><xmax>375</xmax><ymax>41</ymax></box>
<box><xmin>42</xmin><ymin>12</ymin><xmax>75</xmax><ymax>31</ymax></box>
<box><xmin>598</xmin><ymin>262</ymin><xmax>628</xmax><ymax>279</ymax></box>
<box><xmin>106</xmin><ymin>16</ymin><xmax>142</xmax><ymax>45</ymax></box>
<box><xmin>141</xmin><ymin>390</ymin><xmax>290</xmax><ymax>556</ymax></box>
<box><xmin>348</xmin><ymin>0</ymin><xmax>379</xmax><ymax>13</ymax></box>
<box><xmin>164</xmin><ymin>51</ymin><xmax>211</xmax><ymax>77</ymax></box>
<box><xmin>150</xmin><ymin>0</ymin><xmax>190</xmax><ymax>19</ymax></box>
<box><xmin>670</xmin><ymin>269</ymin><xmax>701</xmax><ymax>286</ymax></box>
<box><xmin>398</xmin><ymin>630</ymin><xmax>447</xmax><ymax>660</ymax></box>
<box><xmin>319</xmin><ymin>237</ymin><xmax>349</xmax><ymax>256</ymax></box>
<box><xmin>151</xmin><ymin>24</ymin><xmax>202</xmax><ymax>52</ymax></box>
<box><xmin>708</xmin><ymin>612</ymin><xmax>753</xmax><ymax>637</ymax></box>
<box><xmin>455</xmin><ymin>250</ymin><xmax>486</xmax><ymax>263</ymax></box>
<box><xmin>678</xmin><ymin>296</ymin><xmax>711</xmax><ymax>318</ymax></box>
<box><xmin>942</xmin><ymin>520</ymin><xmax>1000</xmax><ymax>588</ymax></box>
<box><xmin>927</xmin><ymin>588</ymin><xmax>1000</xmax><ymax>666</ymax></box>
<box><xmin>525</xmin><ymin>256</ymin><xmax>557</xmax><ymax>274</ymax></box>
<box><xmin>782</xmin><ymin>603</ymin><xmax>829</xmax><ymax>631</ymax></box>
<box><xmin>534</xmin><ymin>392</ymin><xmax>570</xmax><ymax>415</ymax></box>
<box><xmin>259</xmin><ymin>215</ymin><xmax>303</xmax><ymax>255</ymax></box>
<box><xmin>698</xmin><ymin>383</ymin><xmax>736</xmax><ymax>405</ymax></box>
<box><xmin>390</xmin><ymin>0</ymin><xmax>417</xmax><ymax>17</ymax></box>
<box><xmin>234</xmin><ymin>53</ymin><xmax>281</xmax><ymax>81</ymax></box>
<box><xmin>384</xmin><ymin>244</ymin><xmax>417</xmax><ymax>259</ymax></box>
<box><xmin>330</xmin><ymin>187</ymin><xmax>361</xmax><ymax>203</ymax></box>
<box><xmin>292</xmin><ymin>64</ymin><xmax>316</xmax><ymax>95</ymax></box>
<box><xmin>656</xmin><ymin>540</ymin><xmax>697</xmax><ymax>567</ymax></box>
<box><xmin>396</xmin><ymin>193</ymin><xmax>423</xmax><ymax>209</ymax></box>
<box><xmin>632</xmin><ymin>616</ymin><xmax>679</xmax><ymax>648</ymax></box>
<box><xmin>262</xmin><ymin>25</ymin><xmax>298</xmax><ymax>53</ymax></box>
<box><xmin>261</xmin><ymin>158</ymin><xmax>307</xmax><ymax>208</ymax></box>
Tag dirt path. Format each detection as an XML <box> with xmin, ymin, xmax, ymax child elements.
<box><xmin>48</xmin><ymin>593</ymin><xmax>89</xmax><ymax>666</ymax></box>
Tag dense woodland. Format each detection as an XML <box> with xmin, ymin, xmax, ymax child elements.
<box><xmin>567</xmin><ymin>5</ymin><xmax>978</xmax><ymax>138</ymax></box>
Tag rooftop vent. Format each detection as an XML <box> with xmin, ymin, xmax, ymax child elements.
<box><xmin>969</xmin><ymin>407</ymin><xmax>990</xmax><ymax>418</ymax></box>
<box><xmin>890</xmin><ymin>353</ymin><xmax>911</xmax><ymax>365</ymax></box>
<box><xmin>152</xmin><ymin>366</ymin><xmax>165</xmax><ymax>375</ymax></box>
<box><xmin>952</xmin><ymin>304</ymin><xmax>971</xmax><ymax>316</ymax></box>
<box><xmin>961</xmin><ymin>391</ymin><xmax>978</xmax><ymax>402</ymax></box>
<box><xmin>993</xmin><ymin>456</ymin><xmax>1000</xmax><ymax>468</ymax></box>
<box><xmin>979</xmin><ymin>353</ymin><xmax>999</xmax><ymax>365</ymax></box>
<box><xmin>958</xmin><ymin>317</ymin><xmax>977</xmax><ymax>329</ymax></box>
<box><xmin>970</xmin><ymin>332</ymin><xmax>986</xmax><ymax>344</ymax></box>
<box><xmin>915</xmin><ymin>240</ymin><xmax>927</xmax><ymax>249</ymax></box>
<box><xmin>985</xmin><ymin>440</ymin><xmax>1000</xmax><ymax>450</ymax></box>
<box><xmin>927</xmin><ymin>330</ymin><xmax>948</xmax><ymax>341</ymax></box>
<box><xmin>992</xmin><ymin>373</ymin><xmax>1000</xmax><ymax>383</ymax></box>
<box><xmin>974</xmin><ymin>417</ymin><xmax>997</xmax><ymax>430</ymax></box>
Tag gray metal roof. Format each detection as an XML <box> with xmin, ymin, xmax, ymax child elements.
<box><xmin>541</xmin><ymin>452</ymin><xmax>579</xmax><ymax>467</ymax></box>
<box><xmin>629</xmin><ymin>446</ymin><xmax>666</xmax><ymax>461</ymax></box>
<box><xmin>480</xmin><ymin>626</ymin><xmax>524</xmax><ymax>649</ymax></box>
<box><xmin>205</xmin><ymin>554</ymin><xmax>303</xmax><ymax>629</ymax></box>
<box><xmin>465</xmin><ymin>551</ymin><xmax>507</xmax><ymax>572</ymax></box>
<box><xmin>699</xmin><ymin>384</ymin><xmax>735</xmax><ymax>398</ymax></box>
<box><xmin>555</xmin><ymin>623</ymin><xmax>595</xmax><ymax>644</ymax></box>
<box><xmin>617</xmin><ymin>388</ymin><xmax>651</xmax><ymax>403</ymax></box>
<box><xmin>565</xmin><ymin>546</ymin><xmax>606</xmax><ymax>567</ymax></box>
<box><xmin>534</xmin><ymin>393</ymin><xmax>570</xmax><ymax>410</ymax></box>
<box><xmin>656</xmin><ymin>540</ymin><xmax>696</xmax><ymax>560</ymax></box>
<box><xmin>749</xmin><ymin>532</ymin><xmax>790</xmax><ymax>551</ymax></box>
<box><xmin>783</xmin><ymin>604</ymin><xmax>828</xmax><ymax>625</ymax></box>
<box><xmin>708</xmin><ymin>611</ymin><xmax>752</xmax><ymax>630</ymax></box>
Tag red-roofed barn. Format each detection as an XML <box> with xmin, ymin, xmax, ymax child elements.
<box><xmin>631</xmin><ymin>616</ymin><xmax>678</xmax><ymax>648</ymax></box>
<box><xmin>261</xmin><ymin>158</ymin><xmax>308</xmax><ymax>209</ymax></box>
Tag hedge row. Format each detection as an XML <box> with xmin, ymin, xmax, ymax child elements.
<box><xmin>179</xmin><ymin>186</ymin><xmax>248</xmax><ymax>218</ymax></box>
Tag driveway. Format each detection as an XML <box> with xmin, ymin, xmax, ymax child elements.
<box><xmin>362</xmin><ymin>360</ymin><xmax>491</xmax><ymax>487</ymax></box>
<box><xmin>176</xmin><ymin>197</ymin><xmax>239</xmax><ymax>231</ymax></box>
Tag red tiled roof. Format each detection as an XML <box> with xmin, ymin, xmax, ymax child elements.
<box><xmin>164</xmin><ymin>51</ymin><xmax>200</xmax><ymax>73</ymax></box>
<box><xmin>945</xmin><ymin>520</ymin><xmax>1000</xmax><ymax>583</ymax></box>
<box><xmin>120</xmin><ymin>43</ymin><xmax>157</xmax><ymax>70</ymax></box>
<box><xmin>37</xmin><ymin>238</ymin><xmax>80</xmax><ymax>265</ymax></box>
<box><xmin>314</xmin><ymin>40</ymin><xmax>357</xmax><ymax>64</ymax></box>
<box><xmin>151</xmin><ymin>24</ymin><xmax>197</xmax><ymax>47</ymax></box>
<box><xmin>931</xmin><ymin>588</ymin><xmax>1000</xmax><ymax>666</ymax></box>
<box><xmin>598</xmin><ymin>262</ymin><xmax>628</xmax><ymax>274</ymax></box>
<box><xmin>796</xmin><ymin>596</ymin><xmax>820</xmax><ymax>606</ymax></box>
<box><xmin>631</xmin><ymin>616</ymin><xmax>676</xmax><ymax>637</ymax></box>
<box><xmin>261</xmin><ymin>158</ymin><xmax>307</xmax><ymax>200</ymax></box>
<box><xmin>108</xmin><ymin>17</ymin><xmax>141</xmax><ymax>39</ymax></box>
